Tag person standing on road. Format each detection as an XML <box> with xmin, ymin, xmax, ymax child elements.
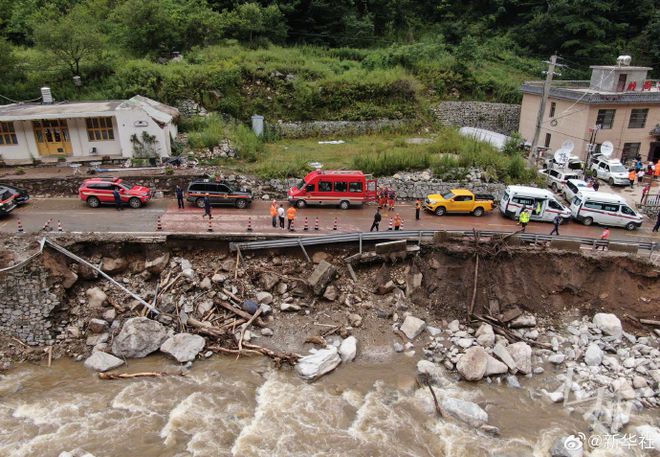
<box><xmin>202</xmin><ymin>194</ymin><xmax>212</xmax><ymax>219</ymax></box>
<box><xmin>388</xmin><ymin>189</ymin><xmax>396</xmax><ymax>211</ymax></box>
<box><xmin>652</xmin><ymin>212</ymin><xmax>660</xmax><ymax>233</ymax></box>
<box><xmin>370</xmin><ymin>208</ymin><xmax>382</xmax><ymax>232</ymax></box>
<box><xmin>286</xmin><ymin>205</ymin><xmax>297</xmax><ymax>231</ymax></box>
<box><xmin>415</xmin><ymin>199</ymin><xmax>421</xmax><ymax>220</ymax></box>
<box><xmin>393</xmin><ymin>213</ymin><xmax>402</xmax><ymax>230</ymax></box>
<box><xmin>277</xmin><ymin>204</ymin><xmax>285</xmax><ymax>229</ymax></box>
<box><xmin>637</xmin><ymin>169</ymin><xmax>645</xmax><ymax>184</ymax></box>
<box><xmin>113</xmin><ymin>188</ymin><xmax>123</xmax><ymax>211</ymax></box>
<box><xmin>270</xmin><ymin>200</ymin><xmax>278</xmax><ymax>228</ymax></box>
<box><xmin>593</xmin><ymin>179</ymin><xmax>600</xmax><ymax>191</ymax></box>
<box><xmin>549</xmin><ymin>214</ymin><xmax>561</xmax><ymax>236</ymax></box>
<box><xmin>628</xmin><ymin>169</ymin><xmax>636</xmax><ymax>188</ymax></box>
<box><xmin>518</xmin><ymin>207</ymin><xmax>530</xmax><ymax>232</ymax></box>
<box><xmin>641</xmin><ymin>184</ymin><xmax>651</xmax><ymax>204</ymax></box>
<box><xmin>175</xmin><ymin>185</ymin><xmax>184</xmax><ymax>209</ymax></box>
<box><xmin>596</xmin><ymin>227</ymin><xmax>610</xmax><ymax>250</ymax></box>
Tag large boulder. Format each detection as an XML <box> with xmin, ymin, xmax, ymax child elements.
<box><xmin>101</xmin><ymin>257</ymin><xmax>128</xmax><ymax>274</ymax></box>
<box><xmin>484</xmin><ymin>355</ymin><xmax>509</xmax><ymax>376</ymax></box>
<box><xmin>295</xmin><ymin>346</ymin><xmax>341</xmax><ymax>380</ymax></box>
<box><xmin>475</xmin><ymin>323</ymin><xmax>495</xmax><ymax>347</ymax></box>
<box><xmin>441</xmin><ymin>397</ymin><xmax>489</xmax><ymax>427</ymax></box>
<box><xmin>307</xmin><ymin>260</ymin><xmax>336</xmax><ymax>295</ymax></box>
<box><xmin>456</xmin><ymin>347</ymin><xmax>488</xmax><ymax>381</ymax></box>
<box><xmin>592</xmin><ymin>313</ymin><xmax>622</xmax><ymax>338</ymax></box>
<box><xmin>339</xmin><ymin>336</ymin><xmax>357</xmax><ymax>363</ymax></box>
<box><xmin>506</xmin><ymin>342</ymin><xmax>532</xmax><ymax>374</ymax></box>
<box><xmin>85</xmin><ymin>287</ymin><xmax>107</xmax><ymax>309</ymax></box>
<box><xmin>160</xmin><ymin>333</ymin><xmax>205</xmax><ymax>362</ymax></box>
<box><xmin>145</xmin><ymin>252</ymin><xmax>170</xmax><ymax>274</ymax></box>
<box><xmin>400</xmin><ymin>315</ymin><xmax>426</xmax><ymax>340</ymax></box>
<box><xmin>112</xmin><ymin>317</ymin><xmax>169</xmax><ymax>359</ymax></box>
<box><xmin>84</xmin><ymin>351</ymin><xmax>124</xmax><ymax>372</ymax></box>
<box><xmin>417</xmin><ymin>359</ymin><xmax>446</xmax><ymax>386</ymax></box>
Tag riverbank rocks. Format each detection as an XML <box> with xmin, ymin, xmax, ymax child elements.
<box><xmin>295</xmin><ymin>346</ymin><xmax>341</xmax><ymax>380</ymax></box>
<box><xmin>112</xmin><ymin>317</ymin><xmax>169</xmax><ymax>359</ymax></box>
<box><xmin>584</xmin><ymin>343</ymin><xmax>603</xmax><ymax>366</ymax></box>
<box><xmin>101</xmin><ymin>257</ymin><xmax>127</xmax><ymax>274</ymax></box>
<box><xmin>592</xmin><ymin>313</ymin><xmax>623</xmax><ymax>338</ymax></box>
<box><xmin>84</xmin><ymin>351</ymin><xmax>124</xmax><ymax>372</ymax></box>
<box><xmin>85</xmin><ymin>287</ymin><xmax>107</xmax><ymax>309</ymax></box>
<box><xmin>160</xmin><ymin>333</ymin><xmax>205</xmax><ymax>362</ymax></box>
<box><xmin>400</xmin><ymin>315</ymin><xmax>426</xmax><ymax>340</ymax></box>
<box><xmin>256</xmin><ymin>291</ymin><xmax>273</xmax><ymax>305</ymax></box>
<box><xmin>493</xmin><ymin>343</ymin><xmax>517</xmax><ymax>373</ymax></box>
<box><xmin>475</xmin><ymin>324</ymin><xmax>495</xmax><ymax>347</ymax></box>
<box><xmin>339</xmin><ymin>336</ymin><xmax>357</xmax><ymax>363</ymax></box>
<box><xmin>441</xmin><ymin>397</ymin><xmax>489</xmax><ymax>427</ymax></box>
<box><xmin>87</xmin><ymin>318</ymin><xmax>108</xmax><ymax>334</ymax></box>
<box><xmin>506</xmin><ymin>342</ymin><xmax>532</xmax><ymax>374</ymax></box>
<box><xmin>457</xmin><ymin>347</ymin><xmax>488</xmax><ymax>381</ymax></box>
<box><xmin>145</xmin><ymin>252</ymin><xmax>170</xmax><ymax>274</ymax></box>
<box><xmin>307</xmin><ymin>260</ymin><xmax>336</xmax><ymax>295</ymax></box>
<box><xmin>485</xmin><ymin>355</ymin><xmax>509</xmax><ymax>376</ymax></box>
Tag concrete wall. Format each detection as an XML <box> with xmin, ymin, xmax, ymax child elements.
<box><xmin>115</xmin><ymin>108</ymin><xmax>176</xmax><ymax>158</ymax></box>
<box><xmin>0</xmin><ymin>258</ymin><xmax>63</xmax><ymax>346</ymax></box>
<box><xmin>432</xmin><ymin>101</ymin><xmax>521</xmax><ymax>135</ymax></box>
<box><xmin>519</xmin><ymin>93</ymin><xmax>660</xmax><ymax>161</ymax></box>
<box><xmin>68</xmin><ymin>117</ymin><xmax>121</xmax><ymax>157</ymax></box>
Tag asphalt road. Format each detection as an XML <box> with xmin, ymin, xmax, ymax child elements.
<box><xmin>0</xmin><ymin>198</ymin><xmax>658</xmax><ymax>242</ymax></box>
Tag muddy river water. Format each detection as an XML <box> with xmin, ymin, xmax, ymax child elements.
<box><xmin>0</xmin><ymin>351</ymin><xmax>653</xmax><ymax>457</ymax></box>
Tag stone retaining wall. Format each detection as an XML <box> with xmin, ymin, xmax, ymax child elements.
<box><xmin>432</xmin><ymin>101</ymin><xmax>521</xmax><ymax>135</ymax></box>
<box><xmin>0</xmin><ymin>258</ymin><xmax>62</xmax><ymax>346</ymax></box>
<box><xmin>271</xmin><ymin>119</ymin><xmax>410</xmax><ymax>138</ymax></box>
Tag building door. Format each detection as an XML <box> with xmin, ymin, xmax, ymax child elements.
<box><xmin>33</xmin><ymin>119</ymin><xmax>72</xmax><ymax>156</ymax></box>
<box><xmin>649</xmin><ymin>142</ymin><xmax>660</xmax><ymax>162</ymax></box>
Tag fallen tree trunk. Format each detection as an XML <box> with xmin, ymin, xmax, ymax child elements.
<box><xmin>98</xmin><ymin>371</ymin><xmax>182</xmax><ymax>380</ymax></box>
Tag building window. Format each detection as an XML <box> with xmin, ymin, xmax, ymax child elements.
<box><xmin>628</xmin><ymin>109</ymin><xmax>648</xmax><ymax>129</ymax></box>
<box><xmin>549</xmin><ymin>102</ymin><xmax>556</xmax><ymax>118</ymax></box>
<box><xmin>0</xmin><ymin>121</ymin><xmax>18</xmax><ymax>145</ymax></box>
<box><xmin>86</xmin><ymin>117</ymin><xmax>115</xmax><ymax>141</ymax></box>
<box><xmin>596</xmin><ymin>109</ymin><xmax>615</xmax><ymax>129</ymax></box>
<box><xmin>544</xmin><ymin>133</ymin><xmax>551</xmax><ymax>148</ymax></box>
<box><xmin>622</xmin><ymin>143</ymin><xmax>641</xmax><ymax>162</ymax></box>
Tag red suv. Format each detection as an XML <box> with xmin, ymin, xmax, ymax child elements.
<box><xmin>79</xmin><ymin>177</ymin><xmax>153</xmax><ymax>209</ymax></box>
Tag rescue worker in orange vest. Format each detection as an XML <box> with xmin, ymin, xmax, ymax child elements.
<box><xmin>415</xmin><ymin>199</ymin><xmax>421</xmax><ymax>220</ymax></box>
<box><xmin>655</xmin><ymin>160</ymin><xmax>660</xmax><ymax>179</ymax></box>
<box><xmin>394</xmin><ymin>213</ymin><xmax>402</xmax><ymax>230</ymax></box>
<box><xmin>628</xmin><ymin>169</ymin><xmax>636</xmax><ymax>188</ymax></box>
<box><xmin>286</xmin><ymin>205</ymin><xmax>297</xmax><ymax>231</ymax></box>
<box><xmin>270</xmin><ymin>200</ymin><xmax>278</xmax><ymax>228</ymax></box>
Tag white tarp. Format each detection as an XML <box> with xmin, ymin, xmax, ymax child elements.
<box><xmin>459</xmin><ymin>127</ymin><xmax>510</xmax><ymax>151</ymax></box>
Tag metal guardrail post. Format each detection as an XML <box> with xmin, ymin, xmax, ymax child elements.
<box><xmin>359</xmin><ymin>232</ymin><xmax>363</xmax><ymax>254</ymax></box>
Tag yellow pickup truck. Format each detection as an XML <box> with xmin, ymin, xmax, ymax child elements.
<box><xmin>424</xmin><ymin>189</ymin><xmax>495</xmax><ymax>216</ymax></box>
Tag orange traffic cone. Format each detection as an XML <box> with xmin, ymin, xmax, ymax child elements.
<box><xmin>332</xmin><ymin>217</ymin><xmax>338</xmax><ymax>231</ymax></box>
<box><xmin>303</xmin><ymin>217</ymin><xmax>309</xmax><ymax>231</ymax></box>
<box><xmin>289</xmin><ymin>219</ymin><xmax>295</xmax><ymax>232</ymax></box>
<box><xmin>247</xmin><ymin>217</ymin><xmax>253</xmax><ymax>232</ymax></box>
<box><xmin>400</xmin><ymin>218</ymin><xmax>404</xmax><ymax>231</ymax></box>
<box><xmin>207</xmin><ymin>218</ymin><xmax>213</xmax><ymax>232</ymax></box>
<box><xmin>17</xmin><ymin>218</ymin><xmax>24</xmax><ymax>234</ymax></box>
<box><xmin>387</xmin><ymin>217</ymin><xmax>393</xmax><ymax>231</ymax></box>
<box><xmin>57</xmin><ymin>220</ymin><xmax>63</xmax><ymax>232</ymax></box>
<box><xmin>314</xmin><ymin>217</ymin><xmax>319</xmax><ymax>231</ymax></box>
<box><xmin>156</xmin><ymin>216</ymin><xmax>163</xmax><ymax>231</ymax></box>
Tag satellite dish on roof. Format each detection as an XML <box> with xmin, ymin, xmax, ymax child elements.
<box><xmin>561</xmin><ymin>140</ymin><xmax>575</xmax><ymax>155</ymax></box>
<box><xmin>554</xmin><ymin>148</ymin><xmax>570</xmax><ymax>165</ymax></box>
<box><xmin>601</xmin><ymin>141</ymin><xmax>614</xmax><ymax>157</ymax></box>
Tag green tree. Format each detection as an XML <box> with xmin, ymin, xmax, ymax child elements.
<box><xmin>220</xmin><ymin>3</ymin><xmax>288</xmax><ymax>43</ymax></box>
<box><xmin>33</xmin><ymin>3</ymin><xmax>105</xmax><ymax>76</ymax></box>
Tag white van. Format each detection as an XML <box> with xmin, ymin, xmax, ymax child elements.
<box><xmin>570</xmin><ymin>191</ymin><xmax>642</xmax><ymax>230</ymax></box>
<box><xmin>500</xmin><ymin>185</ymin><xmax>571</xmax><ymax>223</ymax></box>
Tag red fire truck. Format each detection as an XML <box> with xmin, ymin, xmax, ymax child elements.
<box><xmin>287</xmin><ymin>170</ymin><xmax>378</xmax><ymax>209</ymax></box>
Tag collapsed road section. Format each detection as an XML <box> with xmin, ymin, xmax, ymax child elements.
<box><xmin>0</xmin><ymin>232</ymin><xmax>658</xmax><ymax>455</ymax></box>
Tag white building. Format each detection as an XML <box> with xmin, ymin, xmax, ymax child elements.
<box><xmin>0</xmin><ymin>95</ymin><xmax>179</xmax><ymax>165</ymax></box>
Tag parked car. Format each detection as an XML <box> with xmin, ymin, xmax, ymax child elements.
<box><xmin>287</xmin><ymin>170</ymin><xmax>377</xmax><ymax>209</ymax></box>
<box><xmin>186</xmin><ymin>180</ymin><xmax>252</xmax><ymax>209</ymax></box>
<box><xmin>590</xmin><ymin>157</ymin><xmax>629</xmax><ymax>186</ymax></box>
<box><xmin>0</xmin><ymin>184</ymin><xmax>29</xmax><ymax>204</ymax></box>
<box><xmin>0</xmin><ymin>186</ymin><xmax>18</xmax><ymax>215</ymax></box>
<box><xmin>563</xmin><ymin>179</ymin><xmax>590</xmax><ymax>202</ymax></box>
<box><xmin>78</xmin><ymin>177</ymin><xmax>153</xmax><ymax>208</ymax></box>
<box><xmin>570</xmin><ymin>191</ymin><xmax>642</xmax><ymax>230</ymax></box>
<box><xmin>543</xmin><ymin>156</ymin><xmax>584</xmax><ymax>174</ymax></box>
<box><xmin>424</xmin><ymin>189</ymin><xmax>494</xmax><ymax>216</ymax></box>
<box><xmin>539</xmin><ymin>168</ymin><xmax>581</xmax><ymax>193</ymax></box>
<box><xmin>500</xmin><ymin>185</ymin><xmax>571</xmax><ymax>223</ymax></box>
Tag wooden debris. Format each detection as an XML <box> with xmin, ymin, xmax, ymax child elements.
<box><xmin>304</xmin><ymin>335</ymin><xmax>327</xmax><ymax>346</ymax></box>
<box><xmin>500</xmin><ymin>307</ymin><xmax>523</xmax><ymax>323</ymax></box>
<box><xmin>216</xmin><ymin>299</ymin><xmax>266</xmax><ymax>328</ymax></box>
<box><xmin>236</xmin><ymin>307</ymin><xmax>263</xmax><ymax>359</ymax></box>
<box><xmin>99</xmin><ymin>371</ymin><xmax>182</xmax><ymax>380</ymax></box>
<box><xmin>639</xmin><ymin>318</ymin><xmax>660</xmax><ymax>327</ymax></box>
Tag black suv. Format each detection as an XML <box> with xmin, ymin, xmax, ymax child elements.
<box><xmin>186</xmin><ymin>180</ymin><xmax>252</xmax><ymax>209</ymax></box>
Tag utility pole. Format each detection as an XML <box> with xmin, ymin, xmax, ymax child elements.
<box><xmin>528</xmin><ymin>55</ymin><xmax>561</xmax><ymax>166</ymax></box>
